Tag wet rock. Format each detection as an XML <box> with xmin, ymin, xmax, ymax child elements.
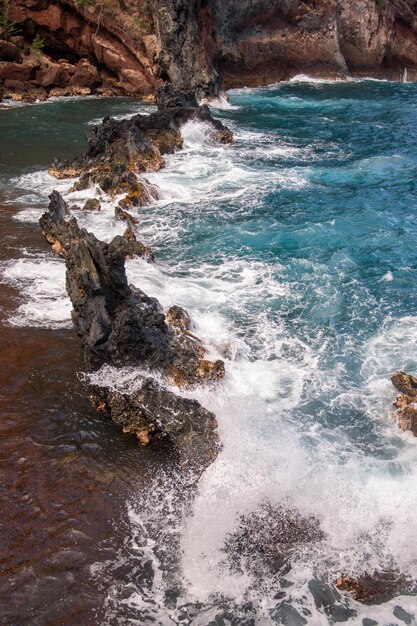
<box><xmin>308</xmin><ymin>580</ymin><xmax>357</xmax><ymax>622</ymax></box>
<box><xmin>336</xmin><ymin>571</ymin><xmax>413</xmax><ymax>605</ymax></box>
<box><xmin>391</xmin><ymin>371</ymin><xmax>417</xmax><ymax>435</ymax></box>
<box><xmin>118</xmin><ymin>180</ymin><xmax>155</xmax><ymax>209</ymax></box>
<box><xmin>114</xmin><ymin>205</ymin><xmax>139</xmax><ymax>227</ymax></box>
<box><xmin>50</xmin><ymin>94</ymin><xmax>233</xmax><ymax>198</ymax></box>
<box><xmin>166</xmin><ymin>305</ymin><xmax>192</xmax><ymax>333</ymax></box>
<box><xmin>39</xmin><ymin>191</ymin><xmax>224</xmax><ymax>385</ymax></box>
<box><xmin>40</xmin><ymin>190</ymin><xmax>223</xmax><ymax>474</ymax></box>
<box><xmin>70</xmin><ymin>172</ymin><xmax>92</xmax><ymax>192</ymax></box>
<box><xmin>392</xmin><ymin>371</ymin><xmax>417</xmax><ymax>397</ymax></box>
<box><xmin>82</xmin><ymin>198</ymin><xmax>101</xmax><ymax>212</ymax></box>
<box><xmin>224</xmin><ymin>502</ymin><xmax>324</xmax><ymax>575</ymax></box>
<box><xmin>110</xmin><ymin>234</ymin><xmax>154</xmax><ymax>262</ymax></box>
<box><xmin>104</xmin><ymin>378</ymin><xmax>219</xmax><ymax>469</ymax></box>
<box><xmin>48</xmin><ymin>158</ymin><xmax>83</xmax><ymax>179</ymax></box>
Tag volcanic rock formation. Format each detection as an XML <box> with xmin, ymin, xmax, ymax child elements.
<box><xmin>336</xmin><ymin>571</ymin><xmax>414</xmax><ymax>605</ymax></box>
<box><xmin>39</xmin><ymin>190</ymin><xmax>223</xmax><ymax>472</ymax></box>
<box><xmin>2</xmin><ymin>0</ymin><xmax>417</xmax><ymax>101</ymax></box>
<box><xmin>49</xmin><ymin>87</ymin><xmax>232</xmax><ymax>200</ymax></box>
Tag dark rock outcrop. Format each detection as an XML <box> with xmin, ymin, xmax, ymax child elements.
<box><xmin>39</xmin><ymin>190</ymin><xmax>223</xmax><ymax>472</ymax></box>
<box><xmin>82</xmin><ymin>198</ymin><xmax>101</xmax><ymax>212</ymax></box>
<box><xmin>336</xmin><ymin>571</ymin><xmax>414</xmax><ymax>605</ymax></box>
<box><xmin>99</xmin><ymin>378</ymin><xmax>219</xmax><ymax>469</ymax></box>
<box><xmin>48</xmin><ymin>93</ymin><xmax>233</xmax><ymax>198</ymax></box>
<box><xmin>391</xmin><ymin>371</ymin><xmax>417</xmax><ymax>435</ymax></box>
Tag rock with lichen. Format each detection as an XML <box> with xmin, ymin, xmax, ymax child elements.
<box><xmin>391</xmin><ymin>371</ymin><xmax>417</xmax><ymax>435</ymax></box>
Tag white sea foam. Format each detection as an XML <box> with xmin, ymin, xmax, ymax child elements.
<box><xmin>204</xmin><ymin>93</ymin><xmax>240</xmax><ymax>110</ymax></box>
<box><xmin>87</xmin><ymin>103</ymin><xmax>156</xmax><ymax>125</ymax></box>
<box><xmin>1</xmin><ymin>253</ymin><xmax>71</xmax><ymax>328</ymax></box>
<box><xmin>289</xmin><ymin>74</ymin><xmax>349</xmax><ymax>84</ymax></box>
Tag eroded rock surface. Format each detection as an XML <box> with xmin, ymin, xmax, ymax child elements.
<box><xmin>391</xmin><ymin>371</ymin><xmax>417</xmax><ymax>435</ymax></box>
<box><xmin>39</xmin><ymin>190</ymin><xmax>223</xmax><ymax>472</ymax></box>
<box><xmin>49</xmin><ymin>88</ymin><xmax>232</xmax><ymax>200</ymax></box>
<box><xmin>3</xmin><ymin>0</ymin><xmax>417</xmax><ymax>103</ymax></box>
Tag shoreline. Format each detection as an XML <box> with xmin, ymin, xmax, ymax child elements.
<box><xmin>1</xmin><ymin>69</ymin><xmax>415</xmax><ymax>109</ymax></box>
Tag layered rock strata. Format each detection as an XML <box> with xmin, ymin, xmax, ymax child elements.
<box><xmin>2</xmin><ymin>0</ymin><xmax>417</xmax><ymax>102</ymax></box>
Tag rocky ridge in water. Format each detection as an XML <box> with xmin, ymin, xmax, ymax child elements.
<box><xmin>49</xmin><ymin>87</ymin><xmax>232</xmax><ymax>208</ymax></box>
<box><xmin>39</xmin><ymin>95</ymin><xmax>231</xmax><ymax>474</ymax></box>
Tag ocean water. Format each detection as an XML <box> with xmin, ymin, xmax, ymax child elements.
<box><xmin>2</xmin><ymin>82</ymin><xmax>417</xmax><ymax>624</ymax></box>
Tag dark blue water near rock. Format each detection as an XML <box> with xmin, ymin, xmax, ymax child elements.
<box><xmin>1</xmin><ymin>83</ymin><xmax>417</xmax><ymax>624</ymax></box>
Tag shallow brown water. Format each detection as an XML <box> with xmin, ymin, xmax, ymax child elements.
<box><xmin>0</xmin><ymin>203</ymin><xmax>175</xmax><ymax>625</ymax></box>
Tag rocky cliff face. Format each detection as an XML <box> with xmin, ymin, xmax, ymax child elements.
<box><xmin>2</xmin><ymin>0</ymin><xmax>417</xmax><ymax>98</ymax></box>
<box><xmin>214</xmin><ymin>0</ymin><xmax>417</xmax><ymax>85</ymax></box>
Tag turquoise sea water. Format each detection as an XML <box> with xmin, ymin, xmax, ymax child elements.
<box><xmin>2</xmin><ymin>82</ymin><xmax>417</xmax><ymax>624</ymax></box>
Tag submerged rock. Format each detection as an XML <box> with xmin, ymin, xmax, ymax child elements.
<box><xmin>391</xmin><ymin>371</ymin><xmax>417</xmax><ymax>435</ymax></box>
<box><xmin>39</xmin><ymin>190</ymin><xmax>224</xmax><ymax>473</ymax></box>
<box><xmin>336</xmin><ymin>571</ymin><xmax>413</xmax><ymax>605</ymax></box>
<box><xmin>224</xmin><ymin>502</ymin><xmax>324</xmax><ymax>575</ymax></box>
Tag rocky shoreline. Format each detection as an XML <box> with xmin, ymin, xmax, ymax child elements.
<box><xmin>39</xmin><ymin>90</ymin><xmax>231</xmax><ymax>476</ymax></box>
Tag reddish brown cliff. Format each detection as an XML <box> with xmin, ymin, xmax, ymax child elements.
<box><xmin>1</xmin><ymin>0</ymin><xmax>417</xmax><ymax>101</ymax></box>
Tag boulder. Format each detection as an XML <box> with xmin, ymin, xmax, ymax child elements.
<box><xmin>166</xmin><ymin>305</ymin><xmax>192</xmax><ymax>333</ymax></box>
<box><xmin>114</xmin><ymin>205</ymin><xmax>139</xmax><ymax>226</ymax></box>
<box><xmin>70</xmin><ymin>59</ymin><xmax>100</xmax><ymax>88</ymax></box>
<box><xmin>3</xmin><ymin>79</ymin><xmax>29</xmax><ymax>92</ymax></box>
<box><xmin>110</xmin><ymin>233</ymin><xmax>154</xmax><ymax>261</ymax></box>
<box><xmin>0</xmin><ymin>62</ymin><xmax>32</xmax><ymax>82</ymax></box>
<box><xmin>391</xmin><ymin>371</ymin><xmax>417</xmax><ymax>435</ymax></box>
<box><xmin>41</xmin><ymin>66</ymin><xmax>70</xmax><ymax>88</ymax></box>
<box><xmin>0</xmin><ymin>40</ymin><xmax>22</xmax><ymax>63</ymax></box>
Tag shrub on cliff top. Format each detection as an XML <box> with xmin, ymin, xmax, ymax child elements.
<box><xmin>31</xmin><ymin>33</ymin><xmax>44</xmax><ymax>60</ymax></box>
